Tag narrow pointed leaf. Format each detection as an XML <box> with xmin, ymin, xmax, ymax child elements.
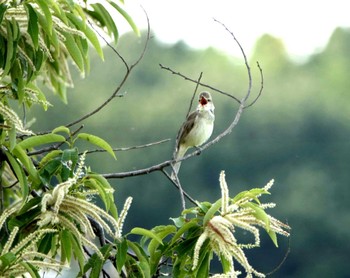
<box><xmin>26</xmin><ymin>4</ymin><xmax>39</xmax><ymax>49</ymax></box>
<box><xmin>36</xmin><ymin>0</ymin><xmax>52</xmax><ymax>34</ymax></box>
<box><xmin>4</xmin><ymin>150</ymin><xmax>29</xmax><ymax>201</ymax></box>
<box><xmin>129</xmin><ymin>228</ymin><xmax>163</xmax><ymax>246</ymax></box>
<box><xmin>63</xmin><ymin>32</ymin><xmax>85</xmax><ymax>72</ymax></box>
<box><xmin>76</xmin><ymin>133</ymin><xmax>116</xmax><ymax>159</ymax></box>
<box><xmin>17</xmin><ymin>134</ymin><xmax>65</xmax><ymax>150</ymax></box>
<box><xmin>108</xmin><ymin>1</ymin><xmax>140</xmax><ymax>36</ymax></box>
<box><xmin>66</xmin><ymin>13</ymin><xmax>104</xmax><ymax>60</ymax></box>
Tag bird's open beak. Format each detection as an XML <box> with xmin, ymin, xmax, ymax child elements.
<box><xmin>200</xmin><ymin>97</ymin><xmax>208</xmax><ymax>106</ymax></box>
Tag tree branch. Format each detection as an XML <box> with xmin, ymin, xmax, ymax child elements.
<box><xmin>83</xmin><ymin>138</ymin><xmax>170</xmax><ymax>155</ymax></box>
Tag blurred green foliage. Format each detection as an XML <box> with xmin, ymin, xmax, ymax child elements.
<box><xmin>27</xmin><ymin>27</ymin><xmax>350</xmax><ymax>277</ymax></box>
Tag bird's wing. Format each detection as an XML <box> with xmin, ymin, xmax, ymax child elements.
<box><xmin>175</xmin><ymin>111</ymin><xmax>197</xmax><ymax>151</ymax></box>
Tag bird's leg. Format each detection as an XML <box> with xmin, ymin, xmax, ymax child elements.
<box><xmin>194</xmin><ymin>146</ymin><xmax>202</xmax><ymax>155</ymax></box>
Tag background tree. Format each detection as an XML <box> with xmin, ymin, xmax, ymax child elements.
<box><xmin>0</xmin><ymin>1</ymin><xmax>291</xmax><ymax>277</ymax></box>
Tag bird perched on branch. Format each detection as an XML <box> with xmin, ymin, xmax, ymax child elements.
<box><xmin>171</xmin><ymin>91</ymin><xmax>215</xmax><ymax>179</ymax></box>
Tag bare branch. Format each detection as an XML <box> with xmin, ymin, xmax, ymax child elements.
<box><xmin>186</xmin><ymin>72</ymin><xmax>203</xmax><ymax>117</ymax></box>
<box><xmin>83</xmin><ymin>138</ymin><xmax>170</xmax><ymax>155</ymax></box>
<box><xmin>161</xmin><ymin>168</ymin><xmax>197</xmax><ymax>206</ymax></box>
<box><xmin>167</xmin><ymin>165</ymin><xmax>186</xmax><ymax>210</ymax></box>
<box><xmin>103</xmin><ymin>159</ymin><xmax>172</xmax><ymax>179</ymax></box>
<box><xmin>159</xmin><ymin>64</ymin><xmax>241</xmax><ymax>104</ymax></box>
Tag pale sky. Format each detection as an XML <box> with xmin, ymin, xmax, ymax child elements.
<box><xmin>120</xmin><ymin>0</ymin><xmax>349</xmax><ymax>60</ymax></box>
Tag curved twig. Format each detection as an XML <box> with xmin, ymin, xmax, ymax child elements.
<box><xmin>83</xmin><ymin>138</ymin><xmax>170</xmax><ymax>155</ymax></box>
<box><xmin>245</xmin><ymin>61</ymin><xmax>264</xmax><ymax>109</ymax></box>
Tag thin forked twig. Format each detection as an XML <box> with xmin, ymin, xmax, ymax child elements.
<box><xmin>65</xmin><ymin>9</ymin><xmax>151</xmax><ymax>128</ymax></box>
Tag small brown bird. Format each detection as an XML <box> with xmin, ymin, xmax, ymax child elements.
<box><xmin>171</xmin><ymin>91</ymin><xmax>215</xmax><ymax>178</ymax></box>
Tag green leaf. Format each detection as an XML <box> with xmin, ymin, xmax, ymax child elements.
<box><xmin>147</xmin><ymin>225</ymin><xmax>176</xmax><ymax>275</ymax></box>
<box><xmin>17</xmin><ymin>134</ymin><xmax>66</xmax><ymax>150</ymax></box>
<box><xmin>38</xmin><ymin>158</ymin><xmax>61</xmax><ymax>186</ymax></box>
<box><xmin>26</xmin><ymin>4</ymin><xmax>39</xmax><ymax>49</ymax></box>
<box><xmin>85</xmin><ymin>176</ymin><xmax>110</xmax><ymax>211</ymax></box>
<box><xmin>24</xmin><ymin>82</ymin><xmax>49</xmax><ymax>108</ymax></box>
<box><xmin>170</xmin><ymin>219</ymin><xmax>199</xmax><ymax>246</ymax></box>
<box><xmin>76</xmin><ymin>132</ymin><xmax>116</xmax><ymax>159</ymax></box>
<box><xmin>66</xmin><ymin>13</ymin><xmax>104</xmax><ymax>60</ymax></box>
<box><xmin>4</xmin><ymin>150</ymin><xmax>29</xmax><ymax>202</ymax></box>
<box><xmin>267</xmin><ymin>229</ymin><xmax>278</xmax><ymax>247</ymax></box>
<box><xmin>38</xmin><ymin>150</ymin><xmax>62</xmax><ymax>168</ymax></box>
<box><xmin>0</xmin><ymin>252</ymin><xmax>16</xmax><ymax>270</ymax></box>
<box><xmin>82</xmin><ymin>245</ymin><xmax>112</xmax><ymax>278</ymax></box>
<box><xmin>195</xmin><ymin>250</ymin><xmax>210</xmax><ymax>277</ymax></box>
<box><xmin>7</xmin><ymin>205</ymin><xmax>41</xmax><ymax>230</ymax></box>
<box><xmin>70</xmin><ymin>233</ymin><xmax>85</xmax><ymax>270</ymax></box>
<box><xmin>148</xmin><ymin>225</ymin><xmax>176</xmax><ymax>254</ymax></box>
<box><xmin>62</xmin><ymin>32</ymin><xmax>85</xmax><ymax>73</ymax></box>
<box><xmin>127</xmin><ymin>241</ymin><xmax>150</xmax><ymax>278</ymax></box>
<box><xmin>233</xmin><ymin>188</ymin><xmax>270</xmax><ymax>204</ymax></box>
<box><xmin>13</xmin><ymin>145</ymin><xmax>40</xmax><ymax>185</ymax></box>
<box><xmin>52</xmin><ymin>125</ymin><xmax>70</xmax><ymax>135</ymax></box>
<box><xmin>87</xmin><ymin>173</ymin><xmax>117</xmax><ymax>216</ymax></box>
<box><xmin>36</xmin><ymin>0</ymin><xmax>52</xmax><ymax>34</ymax></box>
<box><xmin>203</xmin><ymin>199</ymin><xmax>222</xmax><ymax>226</ymax></box>
<box><xmin>60</xmin><ymin>148</ymin><xmax>79</xmax><ymax>181</ymax></box>
<box><xmin>19</xmin><ymin>262</ymin><xmax>40</xmax><ymax>278</ymax></box>
<box><xmin>129</xmin><ymin>227</ymin><xmax>163</xmax><ymax>246</ymax></box>
<box><xmin>11</xmin><ymin>58</ymin><xmax>25</xmax><ymax>103</ymax></box>
<box><xmin>36</xmin><ymin>11</ymin><xmax>58</xmax><ymax>49</ymax></box>
<box><xmin>170</xmin><ymin>216</ymin><xmax>186</xmax><ymax>228</ymax></box>
<box><xmin>3</xmin><ymin>20</ymin><xmax>15</xmax><ymax>76</ymax></box>
<box><xmin>61</xmin><ymin>229</ymin><xmax>72</xmax><ymax>263</ymax></box>
<box><xmin>38</xmin><ymin>232</ymin><xmax>54</xmax><ymax>254</ymax></box>
<box><xmin>17</xmin><ymin>196</ymin><xmax>41</xmax><ymax>214</ymax></box>
<box><xmin>116</xmin><ymin>238</ymin><xmax>128</xmax><ymax>273</ymax></box>
<box><xmin>108</xmin><ymin>1</ymin><xmax>140</xmax><ymax>36</ymax></box>
<box><xmin>91</xmin><ymin>3</ymin><xmax>119</xmax><ymax>44</ymax></box>
<box><xmin>0</xmin><ymin>3</ymin><xmax>7</xmax><ymax>25</ymax></box>
<box><xmin>244</xmin><ymin>202</ymin><xmax>270</xmax><ymax>231</ymax></box>
<box><xmin>219</xmin><ymin>253</ymin><xmax>232</xmax><ymax>273</ymax></box>
<box><xmin>8</xmin><ymin>126</ymin><xmax>16</xmax><ymax>151</ymax></box>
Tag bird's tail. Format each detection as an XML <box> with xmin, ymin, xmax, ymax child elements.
<box><xmin>171</xmin><ymin>145</ymin><xmax>188</xmax><ymax>180</ymax></box>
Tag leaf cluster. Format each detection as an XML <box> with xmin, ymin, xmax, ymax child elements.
<box><xmin>0</xmin><ymin>0</ymin><xmax>137</xmax><ymax>103</ymax></box>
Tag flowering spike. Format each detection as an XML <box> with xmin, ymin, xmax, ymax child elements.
<box><xmin>219</xmin><ymin>171</ymin><xmax>229</xmax><ymax>215</ymax></box>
